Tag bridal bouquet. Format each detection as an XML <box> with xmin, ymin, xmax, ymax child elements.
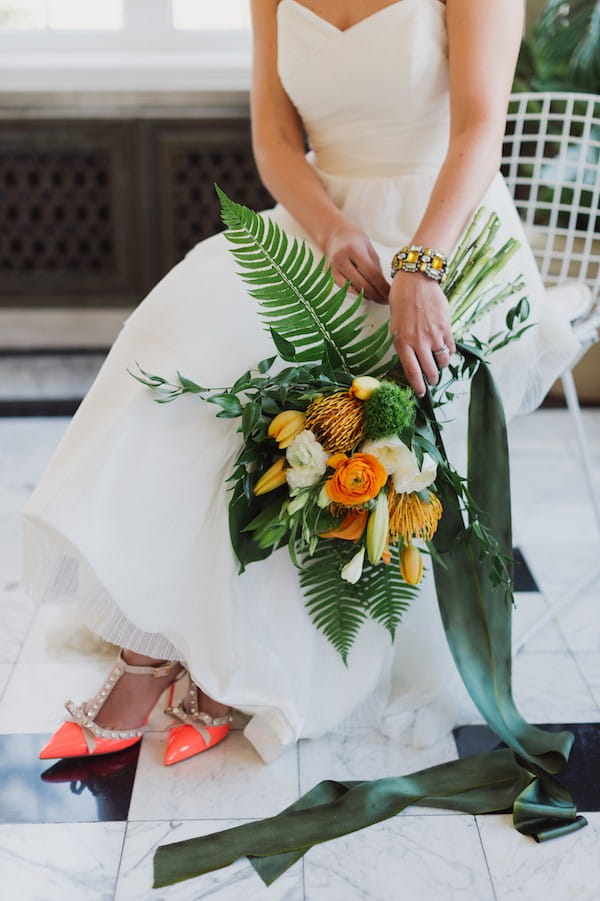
<box><xmin>131</xmin><ymin>188</ymin><xmax>531</xmax><ymax>663</ymax></box>
<box><xmin>131</xmin><ymin>189</ymin><xmax>587</xmax><ymax>890</ymax></box>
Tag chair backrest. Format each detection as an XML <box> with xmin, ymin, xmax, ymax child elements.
<box><xmin>502</xmin><ymin>92</ymin><xmax>600</xmax><ymax>303</ymax></box>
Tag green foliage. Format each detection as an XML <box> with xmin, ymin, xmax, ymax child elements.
<box><xmin>363</xmin><ymin>381</ymin><xmax>416</xmax><ymax>440</ymax></box>
<box><xmin>516</xmin><ymin>0</ymin><xmax>600</xmax><ymax>93</ymax></box>
<box><xmin>216</xmin><ymin>185</ymin><xmax>394</xmax><ymax>378</ymax></box>
<box><xmin>358</xmin><ymin>543</ymin><xmax>417</xmax><ymax>639</ymax></box>
<box><xmin>300</xmin><ymin>541</ymin><xmax>418</xmax><ymax>665</ymax></box>
<box><xmin>131</xmin><ymin>191</ymin><xmax>523</xmax><ymax>661</ymax></box>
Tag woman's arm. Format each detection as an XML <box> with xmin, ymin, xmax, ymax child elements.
<box><xmin>389</xmin><ymin>0</ymin><xmax>524</xmax><ymax>396</ymax></box>
<box><xmin>249</xmin><ymin>0</ymin><xmax>388</xmax><ymax>302</ymax></box>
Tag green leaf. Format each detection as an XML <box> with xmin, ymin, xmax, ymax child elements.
<box><xmin>206</xmin><ymin>394</ymin><xmax>243</xmax><ymax>416</ymax></box>
<box><xmin>258</xmin><ymin>356</ymin><xmax>277</xmax><ymax>374</ymax></box>
<box><xmin>243</xmin><ymin>499</ymin><xmax>285</xmax><ymax>534</ymax></box>
<box><xmin>216</xmin><ymin>186</ymin><xmax>395</xmax><ymax>377</ymax></box>
<box><xmin>176</xmin><ymin>372</ymin><xmax>206</xmax><ymax>393</ymax></box>
<box><xmin>358</xmin><ymin>544</ymin><xmax>417</xmax><ymax>641</ymax></box>
<box><xmin>298</xmin><ymin>542</ymin><xmax>369</xmax><ymax>665</ymax></box>
<box><xmin>241</xmin><ymin>402</ymin><xmax>262</xmax><ymax>438</ymax></box>
<box><xmin>270</xmin><ymin>327</ymin><xmax>297</xmax><ymax>361</ymax></box>
<box><xmin>228</xmin><ymin>481</ymin><xmax>275</xmax><ymax>572</ymax></box>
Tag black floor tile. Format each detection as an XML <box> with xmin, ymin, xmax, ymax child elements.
<box><xmin>0</xmin><ymin>734</ymin><xmax>140</xmax><ymax>824</ymax></box>
<box><xmin>513</xmin><ymin>547</ymin><xmax>539</xmax><ymax>592</ymax></box>
<box><xmin>454</xmin><ymin>722</ymin><xmax>600</xmax><ymax>812</ymax></box>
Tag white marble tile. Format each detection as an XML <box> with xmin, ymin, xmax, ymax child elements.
<box><xmin>575</xmin><ymin>653</ymin><xmax>600</xmax><ymax>709</ymax></box>
<box><xmin>517</xmin><ymin>541</ymin><xmax>599</xmax><ymax>602</ymax></box>
<box><xmin>0</xmin><ymin>659</ymin><xmax>116</xmax><ymax>733</ymax></box>
<box><xmin>511</xmin><ymin>652</ymin><xmax>600</xmax><ymax>723</ymax></box>
<box><xmin>507</xmin><ymin>410</ymin><xmax>573</xmax><ymax>454</ymax></box>
<box><xmin>512</xmin><ymin>592</ymin><xmax>567</xmax><ymax>653</ymax></box>
<box><xmin>478</xmin><ymin>812</ymin><xmax>600</xmax><ymax>901</ymax></box>
<box><xmin>299</xmin><ymin>728</ymin><xmax>458</xmax><ymax>815</ymax></box>
<box><xmin>303</xmin><ymin>814</ymin><xmax>493</xmax><ymax>901</ymax></box>
<box><xmin>513</xmin><ymin>502</ymin><xmax>599</xmax><ymax>548</ymax></box>
<box><xmin>116</xmin><ymin>819</ymin><xmax>304</xmax><ymax>901</ymax></box>
<box><xmin>128</xmin><ymin>730</ymin><xmax>299</xmax><ymax>821</ymax></box>
<box><xmin>0</xmin><ymin>821</ymin><xmax>125</xmax><ymax>901</ymax></box>
<box><xmin>548</xmin><ymin>583</ymin><xmax>600</xmax><ymax>654</ymax></box>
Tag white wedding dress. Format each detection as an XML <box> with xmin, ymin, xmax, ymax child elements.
<box><xmin>21</xmin><ymin>0</ymin><xmax>579</xmax><ymax>762</ymax></box>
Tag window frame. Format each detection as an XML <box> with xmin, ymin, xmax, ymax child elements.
<box><xmin>0</xmin><ymin>0</ymin><xmax>253</xmax><ymax>91</ymax></box>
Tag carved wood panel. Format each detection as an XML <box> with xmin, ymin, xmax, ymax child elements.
<box><xmin>0</xmin><ymin>117</ymin><xmax>272</xmax><ymax>309</ymax></box>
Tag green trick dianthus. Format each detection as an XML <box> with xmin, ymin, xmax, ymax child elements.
<box><xmin>363</xmin><ymin>381</ymin><xmax>416</xmax><ymax>440</ymax></box>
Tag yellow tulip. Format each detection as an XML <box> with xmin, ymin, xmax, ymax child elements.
<box><xmin>253</xmin><ymin>457</ymin><xmax>288</xmax><ymax>495</ymax></box>
<box><xmin>400</xmin><ymin>544</ymin><xmax>423</xmax><ymax>585</ymax></box>
<box><xmin>366</xmin><ymin>491</ymin><xmax>389</xmax><ymax>564</ymax></box>
<box><xmin>349</xmin><ymin>376</ymin><xmax>381</xmax><ymax>400</ymax></box>
<box><xmin>268</xmin><ymin>410</ymin><xmax>306</xmax><ymax>449</ymax></box>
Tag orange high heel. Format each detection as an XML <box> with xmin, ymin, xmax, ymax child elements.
<box><xmin>39</xmin><ymin>653</ymin><xmax>182</xmax><ymax>760</ymax></box>
<box><xmin>163</xmin><ymin>674</ymin><xmax>233</xmax><ymax>766</ymax></box>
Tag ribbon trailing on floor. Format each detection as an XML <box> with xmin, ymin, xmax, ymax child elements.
<box><xmin>153</xmin><ymin>348</ymin><xmax>587</xmax><ymax>890</ymax></box>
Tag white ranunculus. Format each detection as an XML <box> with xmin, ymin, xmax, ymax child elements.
<box><xmin>341</xmin><ymin>547</ymin><xmax>365</xmax><ymax>584</ymax></box>
<box><xmin>286</xmin><ymin>429</ymin><xmax>328</xmax><ymax>490</ymax></box>
<box><xmin>360</xmin><ymin>436</ymin><xmax>437</xmax><ymax>494</ymax></box>
<box><xmin>391</xmin><ymin>451</ymin><xmax>437</xmax><ymax>493</ymax></box>
<box><xmin>360</xmin><ymin>435</ymin><xmax>413</xmax><ymax>474</ymax></box>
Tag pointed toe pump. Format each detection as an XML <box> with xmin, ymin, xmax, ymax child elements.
<box><xmin>39</xmin><ymin>654</ymin><xmax>182</xmax><ymax>760</ymax></box>
<box><xmin>163</xmin><ymin>675</ymin><xmax>232</xmax><ymax>766</ymax></box>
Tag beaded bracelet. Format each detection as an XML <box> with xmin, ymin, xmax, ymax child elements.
<box><xmin>390</xmin><ymin>245</ymin><xmax>449</xmax><ymax>284</ymax></box>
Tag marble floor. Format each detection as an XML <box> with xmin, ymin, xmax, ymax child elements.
<box><xmin>0</xmin><ymin>409</ymin><xmax>599</xmax><ymax>901</ymax></box>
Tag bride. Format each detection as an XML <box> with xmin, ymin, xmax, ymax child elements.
<box><xmin>22</xmin><ymin>0</ymin><xmax>578</xmax><ymax>766</ymax></box>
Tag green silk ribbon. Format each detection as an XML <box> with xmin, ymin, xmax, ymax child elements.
<box><xmin>153</xmin><ymin>350</ymin><xmax>587</xmax><ymax>890</ymax></box>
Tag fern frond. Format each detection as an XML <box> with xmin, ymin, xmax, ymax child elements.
<box><xmin>358</xmin><ymin>544</ymin><xmax>418</xmax><ymax>641</ymax></box>
<box><xmin>217</xmin><ymin>186</ymin><xmax>394</xmax><ymax>377</ymax></box>
<box><xmin>298</xmin><ymin>541</ymin><xmax>418</xmax><ymax>662</ymax></box>
<box><xmin>299</xmin><ymin>543</ymin><xmax>368</xmax><ymax>665</ymax></box>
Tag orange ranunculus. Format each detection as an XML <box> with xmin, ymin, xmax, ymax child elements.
<box><xmin>326</xmin><ymin>453</ymin><xmax>388</xmax><ymax>506</ymax></box>
<box><xmin>319</xmin><ymin>509</ymin><xmax>368</xmax><ymax>541</ymax></box>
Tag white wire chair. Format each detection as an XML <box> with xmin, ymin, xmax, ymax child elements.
<box><xmin>501</xmin><ymin>92</ymin><xmax>600</xmax><ymax>648</ymax></box>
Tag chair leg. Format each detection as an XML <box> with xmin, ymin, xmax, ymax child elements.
<box><xmin>561</xmin><ymin>368</ymin><xmax>600</xmax><ymax>536</ymax></box>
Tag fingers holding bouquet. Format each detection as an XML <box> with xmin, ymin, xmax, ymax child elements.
<box><xmin>389</xmin><ymin>268</ymin><xmax>456</xmax><ymax>397</ymax></box>
<box><xmin>323</xmin><ymin>223</ymin><xmax>389</xmax><ymax>304</ymax></box>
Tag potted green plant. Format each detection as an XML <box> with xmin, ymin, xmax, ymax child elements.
<box><xmin>516</xmin><ymin>0</ymin><xmax>600</xmax><ymax>93</ymax></box>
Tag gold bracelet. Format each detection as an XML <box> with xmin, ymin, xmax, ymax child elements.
<box><xmin>390</xmin><ymin>245</ymin><xmax>449</xmax><ymax>284</ymax></box>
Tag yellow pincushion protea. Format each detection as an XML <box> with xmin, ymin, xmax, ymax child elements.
<box><xmin>388</xmin><ymin>488</ymin><xmax>442</xmax><ymax>544</ymax></box>
<box><xmin>304</xmin><ymin>391</ymin><xmax>365</xmax><ymax>453</ymax></box>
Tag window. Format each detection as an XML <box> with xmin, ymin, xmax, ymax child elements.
<box><xmin>0</xmin><ymin>0</ymin><xmax>252</xmax><ymax>91</ymax></box>
<box><xmin>0</xmin><ymin>0</ymin><xmax>251</xmax><ymax>31</ymax></box>
<box><xmin>171</xmin><ymin>1</ymin><xmax>251</xmax><ymax>30</ymax></box>
<box><xmin>0</xmin><ymin>1</ymin><xmax>124</xmax><ymax>30</ymax></box>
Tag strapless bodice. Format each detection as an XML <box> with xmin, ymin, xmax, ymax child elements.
<box><xmin>277</xmin><ymin>0</ymin><xmax>449</xmax><ymax>177</ymax></box>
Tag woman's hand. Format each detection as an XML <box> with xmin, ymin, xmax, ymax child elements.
<box><xmin>323</xmin><ymin>223</ymin><xmax>389</xmax><ymax>304</ymax></box>
<box><xmin>389</xmin><ymin>271</ymin><xmax>456</xmax><ymax>397</ymax></box>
